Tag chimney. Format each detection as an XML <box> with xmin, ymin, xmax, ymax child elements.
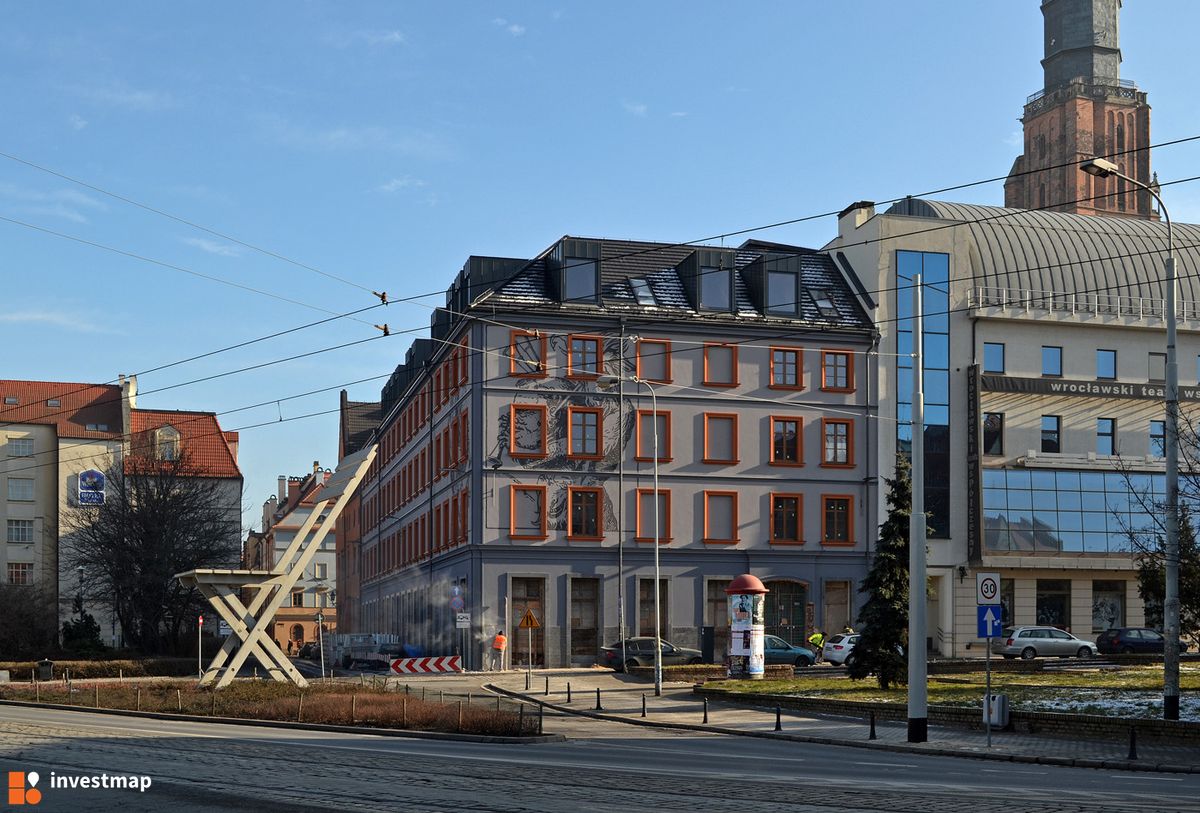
<box><xmin>312</xmin><ymin>460</ymin><xmax>320</xmax><ymax>473</ymax></box>
<box><xmin>837</xmin><ymin>201</ymin><xmax>875</xmax><ymax>236</ymax></box>
<box><xmin>277</xmin><ymin>476</ymin><xmax>287</xmax><ymax>502</ymax></box>
<box><xmin>120</xmin><ymin>373</ymin><xmax>138</xmax><ymax>438</ymax></box>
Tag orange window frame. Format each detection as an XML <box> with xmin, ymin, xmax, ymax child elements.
<box><xmin>567</xmin><ymin>405</ymin><xmax>604</xmax><ymax>460</ymax></box>
<box><xmin>635</xmin><ymin>409</ymin><xmax>672</xmax><ymax>462</ymax></box>
<box><xmin>509</xmin><ymin>484</ymin><xmax>548</xmax><ymax>540</ymax></box>
<box><xmin>567</xmin><ymin>486</ymin><xmax>605</xmax><ymax>541</ymax></box>
<box><xmin>769</xmin><ymin>346</ymin><xmax>804</xmax><ymax>390</ymax></box>
<box><xmin>702</xmin><ymin>490</ymin><xmax>739</xmax><ymax>544</ymax></box>
<box><xmin>509</xmin><ymin>329</ymin><xmax>547</xmax><ymax>378</ymax></box>
<box><xmin>702</xmin><ymin>413</ymin><xmax>739</xmax><ymax>464</ymax></box>
<box><xmin>634</xmin><ymin>488</ymin><xmax>672</xmax><ymax>543</ymax></box>
<box><xmin>702</xmin><ymin>342</ymin><xmax>739</xmax><ymax>387</ymax></box>
<box><xmin>821</xmin><ymin>418</ymin><xmax>855</xmax><ymax>468</ymax></box>
<box><xmin>820</xmin><ymin>349</ymin><xmax>855</xmax><ymax>393</ymax></box>
<box><xmin>769</xmin><ymin>493</ymin><xmax>804</xmax><ymax>545</ymax></box>
<box><xmin>769</xmin><ymin>416</ymin><xmax>804</xmax><ymax>466</ymax></box>
<box><xmin>821</xmin><ymin>494</ymin><xmax>855</xmax><ymax>546</ymax></box>
<box><xmin>509</xmin><ymin>404</ymin><xmax>548</xmax><ymax>459</ymax></box>
<box><xmin>566</xmin><ymin>333</ymin><xmax>603</xmax><ymax>380</ymax></box>
<box><xmin>635</xmin><ymin>338</ymin><xmax>672</xmax><ymax>383</ymax></box>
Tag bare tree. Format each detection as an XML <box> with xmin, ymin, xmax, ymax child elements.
<box><xmin>61</xmin><ymin>452</ymin><xmax>242</xmax><ymax>654</ymax></box>
<box><xmin>0</xmin><ymin>585</ymin><xmax>59</xmax><ymax>658</ymax></box>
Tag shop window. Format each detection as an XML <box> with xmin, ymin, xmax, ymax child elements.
<box><xmin>1035</xmin><ymin>579</ymin><xmax>1071</xmax><ymax>629</ymax></box>
<box><xmin>638</xmin><ymin>578</ymin><xmax>669</xmax><ymax>637</ymax></box>
<box><xmin>570</xmin><ymin>578</ymin><xmax>600</xmax><ymax>658</ymax></box>
<box><xmin>1092</xmin><ymin>580</ymin><xmax>1125</xmax><ymax>632</ymax></box>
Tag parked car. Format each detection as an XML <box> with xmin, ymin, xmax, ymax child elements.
<box><xmin>1096</xmin><ymin>627</ymin><xmax>1191</xmax><ymax>655</ymax></box>
<box><xmin>991</xmin><ymin>626</ymin><xmax>1098</xmax><ymax>659</ymax></box>
<box><xmin>764</xmin><ymin>634</ymin><xmax>815</xmax><ymax>667</ymax></box>
<box><xmin>600</xmin><ymin>637</ymin><xmax>703</xmax><ymax>671</ymax></box>
<box><xmin>822</xmin><ymin>633</ymin><xmax>860</xmax><ymax>665</ymax></box>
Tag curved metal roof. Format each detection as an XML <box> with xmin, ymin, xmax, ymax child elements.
<box><xmin>885</xmin><ymin>199</ymin><xmax>1200</xmax><ymax>302</ymax></box>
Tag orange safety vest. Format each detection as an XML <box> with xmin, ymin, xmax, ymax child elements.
<box><xmin>492</xmin><ymin>633</ymin><xmax>508</xmax><ymax>651</ymax></box>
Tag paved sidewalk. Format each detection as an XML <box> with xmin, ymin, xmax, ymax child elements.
<box><xmin>487</xmin><ymin>669</ymin><xmax>1200</xmax><ymax>772</ymax></box>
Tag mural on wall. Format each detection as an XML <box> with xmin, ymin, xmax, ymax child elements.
<box><xmin>493</xmin><ymin>334</ymin><xmax>639</xmax><ymax>535</ymax></box>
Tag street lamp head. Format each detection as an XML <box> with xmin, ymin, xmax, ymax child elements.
<box><xmin>1080</xmin><ymin>157</ymin><xmax>1119</xmax><ymax>178</ymax></box>
<box><xmin>595</xmin><ymin>374</ymin><xmax>622</xmax><ymax>391</ymax></box>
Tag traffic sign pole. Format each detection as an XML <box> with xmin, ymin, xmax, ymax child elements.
<box><xmin>986</xmin><ymin>636</ymin><xmax>992</xmax><ymax>748</ymax></box>
<box><xmin>975</xmin><ymin>573</ymin><xmax>1002</xmax><ymax>749</ymax></box>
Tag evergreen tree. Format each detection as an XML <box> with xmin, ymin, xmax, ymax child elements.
<box><xmin>1136</xmin><ymin>506</ymin><xmax>1200</xmax><ymax>641</ymax></box>
<box><xmin>848</xmin><ymin>455</ymin><xmax>911</xmax><ymax>689</ymax></box>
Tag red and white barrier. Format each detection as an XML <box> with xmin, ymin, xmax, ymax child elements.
<box><xmin>389</xmin><ymin>656</ymin><xmax>462</xmax><ymax>675</ymax></box>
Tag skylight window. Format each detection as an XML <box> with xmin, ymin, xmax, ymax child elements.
<box><xmin>629</xmin><ymin>277</ymin><xmax>656</xmax><ymax>306</ymax></box>
<box><xmin>809</xmin><ymin>288</ymin><xmax>839</xmax><ymax>318</ymax></box>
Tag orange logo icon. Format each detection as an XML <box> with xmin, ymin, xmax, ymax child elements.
<box><xmin>6</xmin><ymin>771</ymin><xmax>42</xmax><ymax>806</ymax></box>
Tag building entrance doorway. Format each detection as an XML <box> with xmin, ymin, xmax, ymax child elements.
<box><xmin>764</xmin><ymin>580</ymin><xmax>807</xmax><ymax>645</ymax></box>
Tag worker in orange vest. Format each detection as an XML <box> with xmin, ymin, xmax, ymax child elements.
<box><xmin>490</xmin><ymin>629</ymin><xmax>508</xmax><ymax>671</ymax></box>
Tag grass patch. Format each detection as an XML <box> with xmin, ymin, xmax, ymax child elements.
<box><xmin>714</xmin><ymin>665</ymin><xmax>1200</xmax><ymax>712</ymax></box>
<box><xmin>0</xmin><ymin>659</ymin><xmax>197</xmax><ymax>680</ymax></box>
<box><xmin>0</xmin><ymin>680</ymin><xmax>536</xmax><ymax>736</ymax></box>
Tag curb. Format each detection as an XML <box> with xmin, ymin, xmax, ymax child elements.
<box><xmin>0</xmin><ymin>698</ymin><xmax>564</xmax><ymax>744</ymax></box>
<box><xmin>485</xmin><ymin>685</ymin><xmax>1199</xmax><ymax>774</ymax></box>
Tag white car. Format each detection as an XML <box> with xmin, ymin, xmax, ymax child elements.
<box><xmin>822</xmin><ymin>633</ymin><xmax>860</xmax><ymax>665</ymax></box>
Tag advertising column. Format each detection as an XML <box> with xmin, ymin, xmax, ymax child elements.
<box><xmin>725</xmin><ymin>574</ymin><xmax>768</xmax><ymax>680</ymax></box>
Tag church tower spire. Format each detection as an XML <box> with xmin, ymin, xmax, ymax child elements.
<box><xmin>1004</xmin><ymin>0</ymin><xmax>1157</xmax><ymax>219</ymax></box>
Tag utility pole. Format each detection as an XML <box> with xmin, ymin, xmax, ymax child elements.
<box><xmin>907</xmin><ymin>272</ymin><xmax>928</xmax><ymax>743</ymax></box>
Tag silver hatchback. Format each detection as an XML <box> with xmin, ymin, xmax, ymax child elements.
<box><xmin>990</xmin><ymin>626</ymin><xmax>1098</xmax><ymax>660</ymax></box>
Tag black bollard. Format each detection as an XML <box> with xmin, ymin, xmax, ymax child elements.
<box><xmin>567</xmin><ymin>682</ymin><xmax>572</xmax><ymax>703</ymax></box>
<box><xmin>774</xmin><ymin>706</ymin><xmax>782</xmax><ymax>732</ymax></box>
<box><xmin>538</xmin><ymin>702</ymin><xmax>544</xmax><ymax>735</ymax></box>
<box><xmin>595</xmin><ymin>687</ymin><xmax>603</xmax><ymax>711</ymax></box>
<box><xmin>869</xmin><ymin>711</ymin><xmax>877</xmax><ymax>740</ymax></box>
<box><xmin>545</xmin><ymin>676</ymin><xmax>550</xmax><ymax>696</ymax></box>
<box><xmin>641</xmin><ymin>693</ymin><xmax>647</xmax><ymax>718</ymax></box>
<box><xmin>1127</xmin><ymin>727</ymin><xmax>1138</xmax><ymax>760</ymax></box>
<box><xmin>703</xmin><ymin>697</ymin><xmax>709</xmax><ymax>724</ymax></box>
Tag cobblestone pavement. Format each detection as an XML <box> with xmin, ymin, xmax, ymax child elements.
<box><xmin>486</xmin><ymin>669</ymin><xmax>1200</xmax><ymax>769</ymax></box>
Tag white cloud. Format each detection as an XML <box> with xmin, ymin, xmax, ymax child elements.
<box><xmin>75</xmin><ymin>82</ymin><xmax>174</xmax><ymax>111</ymax></box>
<box><xmin>182</xmin><ymin>236</ymin><xmax>242</xmax><ymax>257</ymax></box>
<box><xmin>257</xmin><ymin>114</ymin><xmax>452</xmax><ymax>159</ymax></box>
<box><xmin>68</xmin><ymin>114</ymin><xmax>88</xmax><ymax>130</ymax></box>
<box><xmin>378</xmin><ymin>176</ymin><xmax>427</xmax><ymax>193</ymax></box>
<box><xmin>0</xmin><ymin>183</ymin><xmax>105</xmax><ymax>223</ymax></box>
<box><xmin>622</xmin><ymin>100</ymin><xmax>648</xmax><ymax>117</ymax></box>
<box><xmin>493</xmin><ymin>17</ymin><xmax>526</xmax><ymax>36</ymax></box>
<box><xmin>330</xmin><ymin>29</ymin><xmax>407</xmax><ymax>48</ymax></box>
<box><xmin>0</xmin><ymin>308</ymin><xmax>115</xmax><ymax>334</ymax></box>
<box><xmin>670</xmin><ymin>111</ymin><xmax>688</xmax><ymax>118</ymax></box>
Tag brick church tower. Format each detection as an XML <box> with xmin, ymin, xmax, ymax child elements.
<box><xmin>1004</xmin><ymin>0</ymin><xmax>1158</xmax><ymax>219</ymax></box>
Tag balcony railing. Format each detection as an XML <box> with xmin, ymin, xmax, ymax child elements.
<box><xmin>969</xmin><ymin>286</ymin><xmax>1200</xmax><ymax>322</ymax></box>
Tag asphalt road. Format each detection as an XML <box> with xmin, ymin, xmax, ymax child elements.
<box><xmin>1</xmin><ymin>703</ymin><xmax>1196</xmax><ymax>812</ymax></box>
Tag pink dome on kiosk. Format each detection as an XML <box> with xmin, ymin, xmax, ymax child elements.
<box><xmin>724</xmin><ymin>574</ymin><xmax>768</xmax><ymax>595</ymax></box>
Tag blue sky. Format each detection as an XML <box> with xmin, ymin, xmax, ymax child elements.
<box><xmin>3</xmin><ymin>1</ymin><xmax>1200</xmax><ymax>529</ymax></box>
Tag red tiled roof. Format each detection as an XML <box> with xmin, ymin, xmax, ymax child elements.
<box><xmin>128</xmin><ymin>409</ymin><xmax>242</xmax><ymax>479</ymax></box>
<box><xmin>0</xmin><ymin>380</ymin><xmax>123</xmax><ymax>440</ymax></box>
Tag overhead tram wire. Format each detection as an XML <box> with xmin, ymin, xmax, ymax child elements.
<box><xmin>0</xmin><ymin>149</ymin><xmax>381</xmax><ymax>298</ymax></box>
<box><xmin>0</xmin><ymin>299</ymin><xmax>389</xmax><ymax>427</ymax></box>
<box><xmin>326</xmin><ymin>134</ymin><xmax>1200</xmax><ymax>310</ymax></box>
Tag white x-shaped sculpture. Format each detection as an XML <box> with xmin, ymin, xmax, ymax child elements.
<box><xmin>177</xmin><ymin>444</ymin><xmax>376</xmax><ymax>689</ymax></box>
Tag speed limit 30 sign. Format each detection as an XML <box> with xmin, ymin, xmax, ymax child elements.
<box><xmin>976</xmin><ymin>572</ymin><xmax>1001</xmax><ymax>606</ymax></box>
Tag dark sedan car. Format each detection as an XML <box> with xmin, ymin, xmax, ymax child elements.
<box><xmin>1096</xmin><ymin>627</ymin><xmax>1190</xmax><ymax>655</ymax></box>
<box><xmin>764</xmin><ymin>634</ymin><xmax>815</xmax><ymax>667</ymax></box>
<box><xmin>600</xmin><ymin>637</ymin><xmax>703</xmax><ymax>671</ymax></box>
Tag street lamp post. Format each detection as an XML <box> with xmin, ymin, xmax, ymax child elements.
<box><xmin>1081</xmin><ymin>157</ymin><xmax>1180</xmax><ymax>721</ymax></box>
<box><xmin>315</xmin><ymin>610</ymin><xmax>326</xmax><ymax>682</ymax></box>
<box><xmin>597</xmin><ymin>373</ymin><xmax>663</xmax><ymax>697</ymax></box>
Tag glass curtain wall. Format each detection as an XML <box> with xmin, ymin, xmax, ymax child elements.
<box><xmin>897</xmin><ymin>250</ymin><xmax>950</xmax><ymax>538</ymax></box>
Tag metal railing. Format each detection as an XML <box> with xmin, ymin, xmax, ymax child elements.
<box><xmin>970</xmin><ymin>286</ymin><xmax>1200</xmax><ymax>321</ymax></box>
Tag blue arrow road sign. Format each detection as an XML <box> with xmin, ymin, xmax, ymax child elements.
<box><xmin>977</xmin><ymin>605</ymin><xmax>1004</xmax><ymax>638</ymax></box>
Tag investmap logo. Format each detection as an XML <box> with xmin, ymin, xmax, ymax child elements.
<box><xmin>6</xmin><ymin>772</ymin><xmax>41</xmax><ymax>806</ymax></box>
<box><xmin>7</xmin><ymin>770</ymin><xmax>153</xmax><ymax>805</ymax></box>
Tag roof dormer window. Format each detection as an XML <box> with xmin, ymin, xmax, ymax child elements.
<box><xmin>699</xmin><ymin>266</ymin><xmax>732</xmax><ymax>311</ymax></box>
<box><xmin>767</xmin><ymin>270</ymin><xmax>800</xmax><ymax>315</ymax></box>
<box><xmin>156</xmin><ymin>425</ymin><xmax>180</xmax><ymax>461</ymax></box>
<box><xmin>563</xmin><ymin>257</ymin><xmax>598</xmax><ymax>304</ymax></box>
